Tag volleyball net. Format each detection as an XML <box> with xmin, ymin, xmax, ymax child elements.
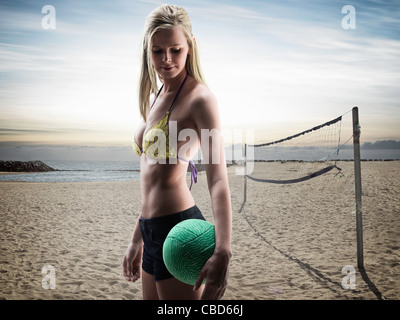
<box><xmin>246</xmin><ymin>114</ymin><xmax>345</xmax><ymax>185</ymax></box>
<box><xmin>239</xmin><ymin>110</ymin><xmax>353</xmax><ymax>216</ymax></box>
<box><xmin>239</xmin><ymin>107</ymin><xmax>365</xmax><ymax>273</ymax></box>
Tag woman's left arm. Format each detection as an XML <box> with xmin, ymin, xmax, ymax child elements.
<box><xmin>191</xmin><ymin>90</ymin><xmax>232</xmax><ymax>300</ymax></box>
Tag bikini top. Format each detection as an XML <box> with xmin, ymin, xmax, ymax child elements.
<box><xmin>133</xmin><ymin>75</ymin><xmax>197</xmax><ymax>190</ymax></box>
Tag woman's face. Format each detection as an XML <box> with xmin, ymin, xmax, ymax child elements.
<box><xmin>150</xmin><ymin>27</ymin><xmax>190</xmax><ymax>80</ymax></box>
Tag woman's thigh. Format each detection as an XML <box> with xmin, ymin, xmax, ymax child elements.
<box><xmin>142</xmin><ymin>270</ymin><xmax>159</xmax><ymax>300</ymax></box>
<box><xmin>156</xmin><ymin>277</ymin><xmax>204</xmax><ymax>300</ymax></box>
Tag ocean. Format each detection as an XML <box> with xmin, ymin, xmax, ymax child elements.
<box><xmin>0</xmin><ymin>148</ymin><xmax>398</xmax><ymax>183</ymax></box>
<box><xmin>250</xmin><ymin>147</ymin><xmax>400</xmax><ymax>162</ymax></box>
<box><xmin>0</xmin><ymin>160</ymin><xmax>141</xmax><ymax>183</ymax></box>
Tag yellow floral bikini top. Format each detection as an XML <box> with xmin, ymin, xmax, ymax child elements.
<box><xmin>133</xmin><ymin>75</ymin><xmax>198</xmax><ymax>190</ymax></box>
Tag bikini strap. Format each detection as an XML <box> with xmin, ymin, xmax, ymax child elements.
<box><xmin>150</xmin><ymin>74</ymin><xmax>188</xmax><ymax>111</ymax></box>
<box><xmin>177</xmin><ymin>156</ymin><xmax>198</xmax><ymax>191</ymax></box>
<box><xmin>150</xmin><ymin>85</ymin><xmax>164</xmax><ymax>109</ymax></box>
<box><xmin>168</xmin><ymin>74</ymin><xmax>188</xmax><ymax>112</ymax></box>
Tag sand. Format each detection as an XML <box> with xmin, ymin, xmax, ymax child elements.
<box><xmin>0</xmin><ymin>161</ymin><xmax>399</xmax><ymax>300</ymax></box>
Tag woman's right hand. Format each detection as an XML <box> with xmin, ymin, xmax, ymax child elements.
<box><xmin>122</xmin><ymin>242</ymin><xmax>143</xmax><ymax>282</ymax></box>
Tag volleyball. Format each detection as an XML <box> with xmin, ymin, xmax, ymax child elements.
<box><xmin>163</xmin><ymin>219</ymin><xmax>215</xmax><ymax>285</ymax></box>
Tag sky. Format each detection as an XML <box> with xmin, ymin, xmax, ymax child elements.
<box><xmin>0</xmin><ymin>0</ymin><xmax>399</xmax><ymax>160</ymax></box>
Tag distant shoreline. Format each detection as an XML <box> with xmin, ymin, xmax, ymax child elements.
<box><xmin>249</xmin><ymin>158</ymin><xmax>400</xmax><ymax>162</ymax></box>
<box><xmin>1</xmin><ymin>158</ymin><xmax>398</xmax><ymax>177</ymax></box>
<box><xmin>1</xmin><ymin>158</ymin><xmax>399</xmax><ymax>174</ymax></box>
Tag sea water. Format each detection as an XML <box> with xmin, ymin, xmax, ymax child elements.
<box><xmin>0</xmin><ymin>160</ymin><xmax>141</xmax><ymax>183</ymax></box>
<box><xmin>1</xmin><ymin>148</ymin><xmax>398</xmax><ymax>183</ymax></box>
<box><xmin>250</xmin><ymin>147</ymin><xmax>400</xmax><ymax>162</ymax></box>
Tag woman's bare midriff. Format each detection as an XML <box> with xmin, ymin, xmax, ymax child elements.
<box><xmin>139</xmin><ymin>156</ymin><xmax>195</xmax><ymax>219</ymax></box>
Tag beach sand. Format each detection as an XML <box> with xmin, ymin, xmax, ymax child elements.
<box><xmin>0</xmin><ymin>161</ymin><xmax>399</xmax><ymax>300</ymax></box>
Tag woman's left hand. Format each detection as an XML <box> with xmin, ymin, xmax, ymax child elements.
<box><xmin>193</xmin><ymin>249</ymin><xmax>232</xmax><ymax>300</ymax></box>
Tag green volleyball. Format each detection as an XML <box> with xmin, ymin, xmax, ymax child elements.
<box><xmin>163</xmin><ymin>219</ymin><xmax>215</xmax><ymax>285</ymax></box>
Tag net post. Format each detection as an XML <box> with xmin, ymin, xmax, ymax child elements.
<box><xmin>239</xmin><ymin>143</ymin><xmax>247</xmax><ymax>213</ymax></box>
<box><xmin>244</xmin><ymin>143</ymin><xmax>247</xmax><ymax>204</ymax></box>
<box><xmin>240</xmin><ymin>143</ymin><xmax>247</xmax><ymax>211</ymax></box>
<box><xmin>352</xmin><ymin>106</ymin><xmax>364</xmax><ymax>270</ymax></box>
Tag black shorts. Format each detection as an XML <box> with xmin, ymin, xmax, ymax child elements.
<box><xmin>139</xmin><ymin>205</ymin><xmax>206</xmax><ymax>281</ymax></box>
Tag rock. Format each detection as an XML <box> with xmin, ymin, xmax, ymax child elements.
<box><xmin>0</xmin><ymin>160</ymin><xmax>56</xmax><ymax>172</ymax></box>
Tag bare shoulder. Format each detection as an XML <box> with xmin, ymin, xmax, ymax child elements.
<box><xmin>188</xmin><ymin>82</ymin><xmax>218</xmax><ymax>118</ymax></box>
<box><xmin>187</xmin><ymin>81</ymin><xmax>220</xmax><ymax>130</ymax></box>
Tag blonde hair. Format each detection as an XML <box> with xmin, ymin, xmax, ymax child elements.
<box><xmin>138</xmin><ymin>4</ymin><xmax>207</xmax><ymax>121</ymax></box>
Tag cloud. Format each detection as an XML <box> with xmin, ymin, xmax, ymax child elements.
<box><xmin>194</xmin><ymin>1</ymin><xmax>400</xmax><ymax>141</ymax></box>
<box><xmin>0</xmin><ymin>128</ymin><xmax>64</xmax><ymax>135</ymax></box>
<box><xmin>0</xmin><ymin>0</ymin><xmax>399</xmax><ymax>151</ymax></box>
<box><xmin>0</xmin><ymin>142</ymin><xmax>138</xmax><ymax>161</ymax></box>
<box><xmin>0</xmin><ymin>1</ymin><xmax>141</xmax><ymax>144</ymax></box>
<box><xmin>362</xmin><ymin>140</ymin><xmax>400</xmax><ymax>150</ymax></box>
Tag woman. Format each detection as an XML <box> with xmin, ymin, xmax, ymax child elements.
<box><xmin>122</xmin><ymin>4</ymin><xmax>232</xmax><ymax>300</ymax></box>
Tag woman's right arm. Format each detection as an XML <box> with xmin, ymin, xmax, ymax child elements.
<box><xmin>122</xmin><ymin>217</ymin><xmax>143</xmax><ymax>282</ymax></box>
<box><xmin>129</xmin><ymin>216</ymin><xmax>143</xmax><ymax>245</ymax></box>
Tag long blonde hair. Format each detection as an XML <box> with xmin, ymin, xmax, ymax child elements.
<box><xmin>138</xmin><ymin>5</ymin><xmax>207</xmax><ymax>121</ymax></box>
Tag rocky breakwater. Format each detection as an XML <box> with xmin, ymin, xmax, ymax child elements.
<box><xmin>0</xmin><ymin>160</ymin><xmax>56</xmax><ymax>172</ymax></box>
